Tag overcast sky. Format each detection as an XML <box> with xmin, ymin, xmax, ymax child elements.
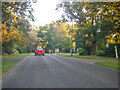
<box><xmin>30</xmin><ymin>0</ymin><xmax>63</xmax><ymax>26</ymax></box>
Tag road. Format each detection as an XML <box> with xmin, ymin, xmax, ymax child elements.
<box><xmin>2</xmin><ymin>54</ymin><xmax>118</xmax><ymax>88</ymax></box>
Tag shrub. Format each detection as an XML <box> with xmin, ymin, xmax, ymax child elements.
<box><xmin>79</xmin><ymin>48</ymin><xmax>87</xmax><ymax>55</ymax></box>
<box><xmin>11</xmin><ymin>48</ymin><xmax>19</xmax><ymax>55</ymax></box>
<box><xmin>97</xmin><ymin>44</ymin><xmax>120</xmax><ymax>58</ymax></box>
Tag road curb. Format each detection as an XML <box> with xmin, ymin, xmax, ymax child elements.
<box><xmin>0</xmin><ymin>54</ymin><xmax>31</xmax><ymax>79</ymax></box>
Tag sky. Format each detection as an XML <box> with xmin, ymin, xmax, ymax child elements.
<box><xmin>30</xmin><ymin>0</ymin><xmax>63</xmax><ymax>26</ymax></box>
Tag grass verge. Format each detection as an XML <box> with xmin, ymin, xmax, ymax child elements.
<box><xmin>1</xmin><ymin>53</ymin><xmax>33</xmax><ymax>58</ymax></box>
<box><xmin>57</xmin><ymin>53</ymin><xmax>115</xmax><ymax>59</ymax></box>
<box><xmin>96</xmin><ymin>61</ymin><xmax>120</xmax><ymax>71</ymax></box>
<box><xmin>0</xmin><ymin>53</ymin><xmax>32</xmax><ymax>76</ymax></box>
<box><xmin>2</xmin><ymin>60</ymin><xmax>20</xmax><ymax>75</ymax></box>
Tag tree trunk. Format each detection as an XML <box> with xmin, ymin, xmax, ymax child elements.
<box><xmin>92</xmin><ymin>41</ymin><xmax>98</xmax><ymax>55</ymax></box>
<box><xmin>115</xmin><ymin>45</ymin><xmax>118</xmax><ymax>58</ymax></box>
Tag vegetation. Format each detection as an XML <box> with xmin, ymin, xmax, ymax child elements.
<box><xmin>1</xmin><ymin>1</ymin><xmax>120</xmax><ymax>59</ymax></box>
<box><xmin>34</xmin><ymin>2</ymin><xmax>120</xmax><ymax>58</ymax></box>
<box><xmin>2</xmin><ymin>60</ymin><xmax>20</xmax><ymax>75</ymax></box>
<box><xmin>1</xmin><ymin>53</ymin><xmax>32</xmax><ymax>76</ymax></box>
<box><xmin>96</xmin><ymin>61</ymin><xmax>120</xmax><ymax>71</ymax></box>
<box><xmin>1</xmin><ymin>1</ymin><xmax>37</xmax><ymax>55</ymax></box>
<box><xmin>1</xmin><ymin>53</ymin><xmax>33</xmax><ymax>58</ymax></box>
<box><xmin>57</xmin><ymin>53</ymin><xmax>115</xmax><ymax>59</ymax></box>
<box><xmin>55</xmin><ymin>2</ymin><xmax>120</xmax><ymax>58</ymax></box>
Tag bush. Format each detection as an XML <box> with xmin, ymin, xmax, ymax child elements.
<box><xmin>97</xmin><ymin>44</ymin><xmax>120</xmax><ymax>58</ymax></box>
<box><xmin>79</xmin><ymin>48</ymin><xmax>87</xmax><ymax>55</ymax></box>
<box><xmin>97</xmin><ymin>50</ymin><xmax>105</xmax><ymax>56</ymax></box>
<box><xmin>11</xmin><ymin>48</ymin><xmax>19</xmax><ymax>55</ymax></box>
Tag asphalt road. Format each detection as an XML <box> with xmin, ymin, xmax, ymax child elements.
<box><xmin>2</xmin><ymin>54</ymin><xmax>118</xmax><ymax>88</ymax></box>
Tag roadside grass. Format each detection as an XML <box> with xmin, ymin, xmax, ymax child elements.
<box><xmin>96</xmin><ymin>61</ymin><xmax>120</xmax><ymax>71</ymax></box>
<box><xmin>2</xmin><ymin>60</ymin><xmax>20</xmax><ymax>75</ymax></box>
<box><xmin>0</xmin><ymin>53</ymin><xmax>32</xmax><ymax>76</ymax></box>
<box><xmin>57</xmin><ymin>53</ymin><xmax>115</xmax><ymax>59</ymax></box>
<box><xmin>1</xmin><ymin>53</ymin><xmax>33</xmax><ymax>58</ymax></box>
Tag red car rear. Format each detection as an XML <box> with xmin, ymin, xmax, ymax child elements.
<box><xmin>35</xmin><ymin>48</ymin><xmax>44</xmax><ymax>56</ymax></box>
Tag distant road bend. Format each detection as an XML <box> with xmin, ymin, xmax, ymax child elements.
<box><xmin>3</xmin><ymin>54</ymin><xmax>118</xmax><ymax>88</ymax></box>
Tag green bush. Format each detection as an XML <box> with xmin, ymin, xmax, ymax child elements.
<box><xmin>79</xmin><ymin>48</ymin><xmax>87</xmax><ymax>55</ymax></box>
<box><xmin>97</xmin><ymin>44</ymin><xmax>120</xmax><ymax>58</ymax></box>
<box><xmin>11</xmin><ymin>48</ymin><xmax>19</xmax><ymax>55</ymax></box>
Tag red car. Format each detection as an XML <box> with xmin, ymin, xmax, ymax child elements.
<box><xmin>35</xmin><ymin>48</ymin><xmax>44</xmax><ymax>56</ymax></box>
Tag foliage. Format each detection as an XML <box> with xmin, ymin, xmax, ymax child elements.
<box><xmin>97</xmin><ymin>44</ymin><xmax>120</xmax><ymax>58</ymax></box>
<box><xmin>37</xmin><ymin>21</ymin><xmax>72</xmax><ymax>53</ymax></box>
<box><xmin>79</xmin><ymin>48</ymin><xmax>87</xmax><ymax>55</ymax></box>
<box><xmin>2</xmin><ymin>1</ymin><xmax>36</xmax><ymax>54</ymax></box>
<box><xmin>57</xmin><ymin>2</ymin><xmax>120</xmax><ymax>57</ymax></box>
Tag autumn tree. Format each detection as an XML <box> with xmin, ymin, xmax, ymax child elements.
<box><xmin>57</xmin><ymin>2</ymin><xmax>120</xmax><ymax>56</ymax></box>
<box><xmin>2</xmin><ymin>1</ymin><xmax>36</xmax><ymax>54</ymax></box>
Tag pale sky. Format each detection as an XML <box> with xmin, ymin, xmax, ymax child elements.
<box><xmin>30</xmin><ymin>0</ymin><xmax>63</xmax><ymax>26</ymax></box>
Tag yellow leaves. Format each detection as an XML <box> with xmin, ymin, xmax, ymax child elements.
<box><xmin>2</xmin><ymin>24</ymin><xmax>24</xmax><ymax>44</ymax></box>
<box><xmin>107</xmin><ymin>39</ymin><xmax>115</xmax><ymax>44</ymax></box>
<box><xmin>107</xmin><ymin>32</ymin><xmax>120</xmax><ymax>44</ymax></box>
<box><xmin>41</xmin><ymin>39</ymin><xmax>44</xmax><ymax>41</ymax></box>
<box><xmin>8</xmin><ymin>6</ymin><xmax>11</xmax><ymax>10</ymax></box>
<box><xmin>43</xmin><ymin>46</ymin><xmax>45</xmax><ymax>48</ymax></box>
<box><xmin>46</xmin><ymin>24</ymin><xmax>49</xmax><ymax>30</ymax></box>
<box><xmin>54</xmin><ymin>24</ymin><xmax>57</xmax><ymax>28</ymax></box>
<box><xmin>72</xmin><ymin>38</ymin><xmax>75</xmax><ymax>41</ymax></box>
<box><xmin>33</xmin><ymin>42</ymin><xmax>36</xmax><ymax>45</ymax></box>
<box><xmin>2</xmin><ymin>30</ymin><xmax>8</xmax><ymax>35</ymax></box>
<box><xmin>89</xmin><ymin>11</ymin><xmax>92</xmax><ymax>14</ymax></box>
<box><xmin>66</xmin><ymin>34</ymin><xmax>70</xmax><ymax>38</ymax></box>
<box><xmin>73</xmin><ymin>42</ymin><xmax>76</xmax><ymax>48</ymax></box>
<box><xmin>0</xmin><ymin>31</ymin><xmax>2</xmax><ymax>43</ymax></box>
<box><xmin>91</xmin><ymin>34</ymin><xmax>93</xmax><ymax>37</ymax></box>
<box><xmin>13</xmin><ymin>1</ymin><xmax>15</xmax><ymax>4</ymax></box>
<box><xmin>41</xmin><ymin>31</ymin><xmax>47</xmax><ymax>33</ymax></box>
<box><xmin>2</xmin><ymin>24</ymin><xmax>7</xmax><ymax>29</ymax></box>
<box><xmin>18</xmin><ymin>16</ymin><xmax>20</xmax><ymax>19</ymax></box>
<box><xmin>2</xmin><ymin>30</ymin><xmax>9</xmax><ymax>42</ymax></box>
<box><xmin>85</xmin><ymin>40</ymin><xmax>89</xmax><ymax>44</ymax></box>
<box><xmin>113</xmin><ymin>17</ymin><xmax>118</xmax><ymax>20</ymax></box>
<box><xmin>103</xmin><ymin>11</ymin><xmax>108</xmax><ymax>15</ymax></box>
<box><xmin>38</xmin><ymin>46</ymin><xmax>42</xmax><ymax>48</ymax></box>
<box><xmin>81</xmin><ymin>22</ymin><xmax>83</xmax><ymax>25</ymax></box>
<box><xmin>86</xmin><ymin>21</ymin><xmax>89</xmax><ymax>25</ymax></box>
<box><xmin>83</xmin><ymin>5</ymin><xmax>86</xmax><ymax>8</ymax></box>
<box><xmin>85</xmin><ymin>34</ymin><xmax>88</xmax><ymax>37</ymax></box>
<box><xmin>15</xmin><ymin>5</ymin><xmax>17</xmax><ymax>8</ymax></box>
<box><xmin>19</xmin><ymin>2</ymin><xmax>23</xmax><ymax>6</ymax></box>
<box><xmin>46</xmin><ymin>41</ymin><xmax>49</xmax><ymax>44</ymax></box>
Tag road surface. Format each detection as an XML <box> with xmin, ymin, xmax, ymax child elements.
<box><xmin>2</xmin><ymin>54</ymin><xmax>118</xmax><ymax>88</ymax></box>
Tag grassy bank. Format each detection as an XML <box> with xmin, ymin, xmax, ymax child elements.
<box><xmin>1</xmin><ymin>53</ymin><xmax>33</xmax><ymax>58</ymax></box>
<box><xmin>96</xmin><ymin>61</ymin><xmax>120</xmax><ymax>71</ymax></box>
<box><xmin>57</xmin><ymin>53</ymin><xmax>115</xmax><ymax>59</ymax></box>
<box><xmin>2</xmin><ymin>60</ymin><xmax>20</xmax><ymax>74</ymax></box>
<box><xmin>0</xmin><ymin>53</ymin><xmax>32</xmax><ymax>76</ymax></box>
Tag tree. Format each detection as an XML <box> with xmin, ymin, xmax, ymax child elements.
<box><xmin>57</xmin><ymin>2</ymin><xmax>120</xmax><ymax>56</ymax></box>
<box><xmin>2</xmin><ymin>1</ymin><xmax>36</xmax><ymax>54</ymax></box>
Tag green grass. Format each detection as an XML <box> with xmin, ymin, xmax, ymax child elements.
<box><xmin>1</xmin><ymin>53</ymin><xmax>33</xmax><ymax>58</ymax></box>
<box><xmin>2</xmin><ymin>60</ymin><xmax>20</xmax><ymax>75</ymax></box>
<box><xmin>0</xmin><ymin>53</ymin><xmax>33</xmax><ymax>76</ymax></box>
<box><xmin>96</xmin><ymin>61</ymin><xmax>120</xmax><ymax>71</ymax></box>
<box><xmin>57</xmin><ymin>53</ymin><xmax>115</xmax><ymax>59</ymax></box>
